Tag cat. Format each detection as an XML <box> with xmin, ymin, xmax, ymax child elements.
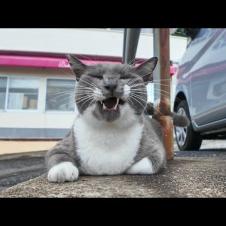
<box><xmin>45</xmin><ymin>55</ymin><xmax>188</xmax><ymax>183</ymax></box>
<box><xmin>144</xmin><ymin>101</ymin><xmax>190</xmax><ymax>127</ymax></box>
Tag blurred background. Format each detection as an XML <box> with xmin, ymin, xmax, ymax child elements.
<box><xmin>0</xmin><ymin>28</ymin><xmax>188</xmax><ymax>155</ymax></box>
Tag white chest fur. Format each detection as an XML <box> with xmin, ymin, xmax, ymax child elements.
<box><xmin>73</xmin><ymin>117</ymin><xmax>144</xmax><ymax>175</ymax></box>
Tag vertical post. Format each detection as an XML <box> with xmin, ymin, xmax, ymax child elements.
<box><xmin>122</xmin><ymin>28</ymin><xmax>141</xmax><ymax>64</ymax></box>
<box><xmin>153</xmin><ymin>29</ymin><xmax>160</xmax><ymax>102</ymax></box>
<box><xmin>122</xmin><ymin>29</ymin><xmax>127</xmax><ymax>64</ymax></box>
<box><xmin>154</xmin><ymin>28</ymin><xmax>174</xmax><ymax>160</ymax></box>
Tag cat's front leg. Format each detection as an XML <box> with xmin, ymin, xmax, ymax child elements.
<box><xmin>47</xmin><ymin>161</ymin><xmax>79</xmax><ymax>183</ymax></box>
<box><xmin>45</xmin><ymin>129</ymin><xmax>80</xmax><ymax>183</ymax></box>
<box><xmin>126</xmin><ymin>157</ymin><xmax>155</xmax><ymax>175</ymax></box>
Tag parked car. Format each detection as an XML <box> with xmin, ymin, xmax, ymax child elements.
<box><xmin>173</xmin><ymin>28</ymin><xmax>226</xmax><ymax>151</ymax></box>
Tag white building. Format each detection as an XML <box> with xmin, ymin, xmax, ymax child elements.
<box><xmin>0</xmin><ymin>29</ymin><xmax>188</xmax><ymax>139</ymax></box>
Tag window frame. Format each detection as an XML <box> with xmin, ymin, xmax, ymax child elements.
<box><xmin>0</xmin><ymin>75</ymin><xmax>41</xmax><ymax>113</ymax></box>
<box><xmin>0</xmin><ymin>76</ymin><xmax>8</xmax><ymax>111</ymax></box>
<box><xmin>0</xmin><ymin>75</ymin><xmax>77</xmax><ymax>113</ymax></box>
<box><xmin>45</xmin><ymin>77</ymin><xmax>76</xmax><ymax>113</ymax></box>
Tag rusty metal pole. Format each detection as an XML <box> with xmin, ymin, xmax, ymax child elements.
<box><xmin>154</xmin><ymin>28</ymin><xmax>174</xmax><ymax>160</ymax></box>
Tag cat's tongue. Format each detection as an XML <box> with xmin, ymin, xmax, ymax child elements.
<box><xmin>102</xmin><ymin>97</ymin><xmax>119</xmax><ymax>111</ymax></box>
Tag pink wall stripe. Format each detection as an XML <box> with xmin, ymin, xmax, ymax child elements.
<box><xmin>0</xmin><ymin>55</ymin><xmax>120</xmax><ymax>69</ymax></box>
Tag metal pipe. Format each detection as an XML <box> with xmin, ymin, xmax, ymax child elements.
<box><xmin>122</xmin><ymin>28</ymin><xmax>141</xmax><ymax>64</ymax></box>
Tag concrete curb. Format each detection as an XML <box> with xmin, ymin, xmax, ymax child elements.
<box><xmin>0</xmin><ymin>156</ymin><xmax>225</xmax><ymax>198</ymax></box>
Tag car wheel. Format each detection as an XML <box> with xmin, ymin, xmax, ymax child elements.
<box><xmin>174</xmin><ymin>100</ymin><xmax>202</xmax><ymax>151</ymax></box>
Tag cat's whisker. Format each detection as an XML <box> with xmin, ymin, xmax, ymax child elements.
<box><xmin>50</xmin><ymin>95</ymin><xmax>74</xmax><ymax>101</ymax></box>
<box><xmin>127</xmin><ymin>77</ymin><xmax>141</xmax><ymax>84</ymax></box>
<box><xmin>75</xmin><ymin>94</ymin><xmax>94</xmax><ymax>100</ymax></box>
<box><xmin>129</xmin><ymin>85</ymin><xmax>144</xmax><ymax>90</ymax></box>
<box><xmin>76</xmin><ymin>90</ymin><xmax>94</xmax><ymax>94</ymax></box>
<box><xmin>76</xmin><ymin>88</ymin><xmax>94</xmax><ymax>92</ymax></box>
<box><xmin>130</xmin><ymin>92</ymin><xmax>146</xmax><ymax>95</ymax></box>
<box><xmin>49</xmin><ymin>90</ymin><xmax>74</xmax><ymax>95</ymax></box>
<box><xmin>130</xmin><ymin>89</ymin><xmax>146</xmax><ymax>91</ymax></box>
<box><xmin>79</xmin><ymin>81</ymin><xmax>97</xmax><ymax>90</ymax></box>
<box><xmin>77</xmin><ymin>97</ymin><xmax>94</xmax><ymax>107</ymax></box>
<box><xmin>130</xmin><ymin>91</ymin><xmax>147</xmax><ymax>95</ymax></box>
<box><xmin>79</xmin><ymin>79</ymin><xmax>98</xmax><ymax>89</ymax></box>
<box><xmin>130</xmin><ymin>96</ymin><xmax>146</xmax><ymax>108</ymax></box>
<box><xmin>76</xmin><ymin>91</ymin><xmax>94</xmax><ymax>96</ymax></box>
<box><xmin>76</xmin><ymin>91</ymin><xmax>93</xmax><ymax>96</ymax></box>
<box><xmin>50</xmin><ymin>93</ymin><xmax>74</xmax><ymax>99</ymax></box>
<box><xmin>129</xmin><ymin>83</ymin><xmax>143</xmax><ymax>88</ymax></box>
<box><xmin>130</xmin><ymin>94</ymin><xmax>147</xmax><ymax>104</ymax></box>
<box><xmin>57</xmin><ymin>102</ymin><xmax>74</xmax><ymax>108</ymax></box>
<box><xmin>131</xmin><ymin>93</ymin><xmax>146</xmax><ymax>96</ymax></box>
<box><xmin>130</xmin><ymin>94</ymin><xmax>146</xmax><ymax>103</ymax></box>
<box><xmin>153</xmin><ymin>88</ymin><xmax>171</xmax><ymax>94</ymax></box>
<box><xmin>153</xmin><ymin>89</ymin><xmax>171</xmax><ymax>94</ymax></box>
<box><xmin>76</xmin><ymin>86</ymin><xmax>94</xmax><ymax>90</ymax></box>
<box><xmin>76</xmin><ymin>84</ymin><xmax>95</xmax><ymax>89</ymax></box>
<box><xmin>80</xmin><ymin>96</ymin><xmax>95</xmax><ymax>109</ymax></box>
<box><xmin>130</xmin><ymin>89</ymin><xmax>146</xmax><ymax>92</ymax></box>
<box><xmin>127</xmin><ymin>79</ymin><xmax>142</xmax><ymax>86</ymax></box>
<box><xmin>76</xmin><ymin>95</ymin><xmax>94</xmax><ymax>103</ymax></box>
<box><xmin>75</xmin><ymin>96</ymin><xmax>91</xmax><ymax>102</ymax></box>
<box><xmin>128</xmin><ymin>80</ymin><xmax>144</xmax><ymax>85</ymax></box>
<box><xmin>152</xmin><ymin>83</ymin><xmax>172</xmax><ymax>87</ymax></box>
<box><xmin>127</xmin><ymin>76</ymin><xmax>143</xmax><ymax>83</ymax></box>
<box><xmin>153</xmin><ymin>91</ymin><xmax>171</xmax><ymax>98</ymax></box>
<box><xmin>130</xmin><ymin>92</ymin><xmax>146</xmax><ymax>97</ymax></box>
<box><xmin>139</xmin><ymin>73</ymin><xmax>153</xmax><ymax>79</ymax></box>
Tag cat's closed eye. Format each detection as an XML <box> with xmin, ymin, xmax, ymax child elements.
<box><xmin>88</xmin><ymin>74</ymin><xmax>103</xmax><ymax>79</ymax></box>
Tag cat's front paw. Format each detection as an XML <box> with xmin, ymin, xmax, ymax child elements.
<box><xmin>47</xmin><ymin>162</ymin><xmax>79</xmax><ymax>183</ymax></box>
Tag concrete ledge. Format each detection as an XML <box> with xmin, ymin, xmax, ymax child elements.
<box><xmin>0</xmin><ymin>141</ymin><xmax>57</xmax><ymax>155</ymax></box>
<box><xmin>0</xmin><ymin>156</ymin><xmax>225</xmax><ymax>198</ymax></box>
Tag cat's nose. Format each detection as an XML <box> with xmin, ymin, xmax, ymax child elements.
<box><xmin>104</xmin><ymin>81</ymin><xmax>117</xmax><ymax>92</ymax></box>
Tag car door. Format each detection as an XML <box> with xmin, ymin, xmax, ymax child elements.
<box><xmin>189</xmin><ymin>28</ymin><xmax>226</xmax><ymax>127</ymax></box>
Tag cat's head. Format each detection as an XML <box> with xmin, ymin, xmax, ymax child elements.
<box><xmin>68</xmin><ymin>55</ymin><xmax>157</xmax><ymax>123</ymax></box>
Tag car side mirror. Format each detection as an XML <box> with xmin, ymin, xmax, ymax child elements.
<box><xmin>184</xmin><ymin>28</ymin><xmax>200</xmax><ymax>40</ymax></box>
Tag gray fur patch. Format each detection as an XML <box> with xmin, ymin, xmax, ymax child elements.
<box><xmin>45</xmin><ymin>129</ymin><xmax>81</xmax><ymax>170</ymax></box>
<box><xmin>134</xmin><ymin>117</ymin><xmax>166</xmax><ymax>173</ymax></box>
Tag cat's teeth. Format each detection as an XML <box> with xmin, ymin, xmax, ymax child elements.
<box><xmin>103</xmin><ymin>103</ymin><xmax>107</xmax><ymax>110</ymax></box>
<box><xmin>102</xmin><ymin>98</ymin><xmax>119</xmax><ymax>111</ymax></box>
<box><xmin>113</xmin><ymin>98</ymin><xmax>119</xmax><ymax>110</ymax></box>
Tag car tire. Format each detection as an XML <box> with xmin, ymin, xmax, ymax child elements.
<box><xmin>174</xmin><ymin>100</ymin><xmax>202</xmax><ymax>151</ymax></box>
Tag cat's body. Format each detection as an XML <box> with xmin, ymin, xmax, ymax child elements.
<box><xmin>46</xmin><ymin>111</ymin><xmax>166</xmax><ymax>180</ymax></box>
<box><xmin>45</xmin><ymin>56</ymin><xmax>186</xmax><ymax>183</ymax></box>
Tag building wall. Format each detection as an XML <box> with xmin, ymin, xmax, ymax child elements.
<box><xmin>0</xmin><ymin>29</ymin><xmax>188</xmax><ymax>62</ymax></box>
<box><xmin>0</xmin><ymin>67</ymin><xmax>77</xmax><ymax>139</ymax></box>
<box><xmin>0</xmin><ymin>28</ymin><xmax>186</xmax><ymax>140</ymax></box>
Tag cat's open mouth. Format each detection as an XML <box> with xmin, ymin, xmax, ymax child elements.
<box><xmin>99</xmin><ymin>97</ymin><xmax>125</xmax><ymax>111</ymax></box>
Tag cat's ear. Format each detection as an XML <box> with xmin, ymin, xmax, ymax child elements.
<box><xmin>67</xmin><ymin>55</ymin><xmax>87</xmax><ymax>81</ymax></box>
<box><xmin>134</xmin><ymin>57</ymin><xmax>158</xmax><ymax>83</ymax></box>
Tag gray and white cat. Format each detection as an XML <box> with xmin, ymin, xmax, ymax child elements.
<box><xmin>45</xmin><ymin>56</ymin><xmax>176</xmax><ymax>182</ymax></box>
